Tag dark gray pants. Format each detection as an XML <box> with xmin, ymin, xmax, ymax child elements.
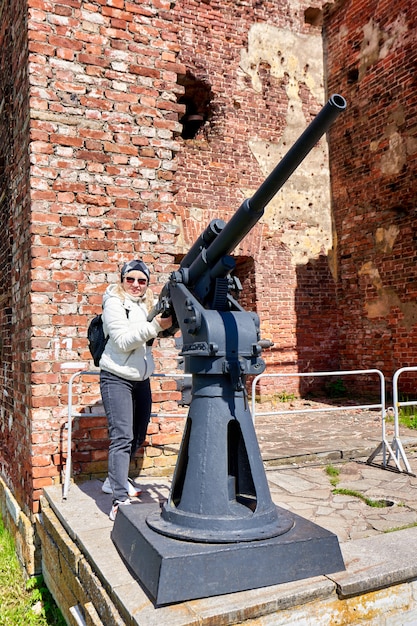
<box><xmin>100</xmin><ymin>370</ymin><xmax>151</xmax><ymax>503</ymax></box>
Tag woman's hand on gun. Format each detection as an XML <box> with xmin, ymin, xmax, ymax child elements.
<box><xmin>156</xmin><ymin>313</ymin><xmax>173</xmax><ymax>330</ymax></box>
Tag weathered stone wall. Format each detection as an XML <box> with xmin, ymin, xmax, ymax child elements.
<box><xmin>0</xmin><ymin>476</ymin><xmax>38</xmax><ymax>578</ymax></box>
<box><xmin>324</xmin><ymin>0</ymin><xmax>417</xmax><ymax>396</ymax></box>
<box><xmin>38</xmin><ymin>496</ymin><xmax>125</xmax><ymax>625</ymax></box>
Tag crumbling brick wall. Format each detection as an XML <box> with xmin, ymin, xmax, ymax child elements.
<box><xmin>173</xmin><ymin>0</ymin><xmax>341</xmax><ymax>397</ymax></box>
<box><xmin>324</xmin><ymin>0</ymin><xmax>417</xmax><ymax>396</ymax></box>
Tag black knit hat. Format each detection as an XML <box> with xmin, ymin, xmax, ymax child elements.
<box><xmin>120</xmin><ymin>260</ymin><xmax>150</xmax><ymax>283</ymax></box>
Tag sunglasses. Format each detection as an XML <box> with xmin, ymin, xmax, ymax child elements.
<box><xmin>125</xmin><ymin>277</ymin><xmax>147</xmax><ymax>285</ymax></box>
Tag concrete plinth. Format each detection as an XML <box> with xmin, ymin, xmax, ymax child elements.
<box><xmin>111</xmin><ymin>502</ymin><xmax>345</xmax><ymax>606</ymax></box>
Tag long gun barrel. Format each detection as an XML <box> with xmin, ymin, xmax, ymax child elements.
<box><xmin>149</xmin><ymin>94</ymin><xmax>346</xmax><ymax>327</ymax></box>
<box><xmin>183</xmin><ymin>94</ymin><xmax>346</xmax><ymax>291</ymax></box>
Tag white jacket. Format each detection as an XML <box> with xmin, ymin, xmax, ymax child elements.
<box><xmin>99</xmin><ymin>284</ymin><xmax>163</xmax><ymax>381</ymax></box>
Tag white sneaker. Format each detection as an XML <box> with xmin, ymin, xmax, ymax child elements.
<box><xmin>109</xmin><ymin>499</ymin><xmax>131</xmax><ymax>522</ymax></box>
<box><xmin>127</xmin><ymin>478</ymin><xmax>142</xmax><ymax>497</ymax></box>
<box><xmin>102</xmin><ymin>477</ymin><xmax>112</xmax><ymax>494</ymax></box>
<box><xmin>102</xmin><ymin>477</ymin><xmax>142</xmax><ymax>497</ymax></box>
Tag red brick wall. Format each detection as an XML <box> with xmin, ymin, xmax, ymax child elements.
<box><xmin>324</xmin><ymin>0</ymin><xmax>417</xmax><ymax>396</ymax></box>
<box><xmin>2</xmin><ymin>0</ymin><xmax>185</xmax><ymax>514</ymax></box>
<box><xmin>0</xmin><ymin>0</ymin><xmax>33</xmax><ymax>515</ymax></box>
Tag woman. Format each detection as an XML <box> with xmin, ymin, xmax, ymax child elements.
<box><xmin>99</xmin><ymin>259</ymin><xmax>172</xmax><ymax>520</ymax></box>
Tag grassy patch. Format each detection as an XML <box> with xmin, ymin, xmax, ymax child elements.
<box><xmin>332</xmin><ymin>487</ymin><xmax>390</xmax><ymax>508</ymax></box>
<box><xmin>326</xmin><ymin>377</ymin><xmax>347</xmax><ymax>398</ymax></box>
<box><xmin>325</xmin><ymin>464</ymin><xmax>340</xmax><ymax>487</ymax></box>
<box><xmin>274</xmin><ymin>391</ymin><xmax>297</xmax><ymax>403</ymax></box>
<box><xmin>254</xmin><ymin>391</ymin><xmax>297</xmax><ymax>404</ymax></box>
<box><xmin>387</xmin><ymin>397</ymin><xmax>417</xmax><ymax>430</ymax></box>
<box><xmin>325</xmin><ymin>465</ymin><xmax>391</xmax><ymax>507</ymax></box>
<box><xmin>398</xmin><ymin>405</ymin><xmax>417</xmax><ymax>430</ymax></box>
<box><xmin>0</xmin><ymin>516</ymin><xmax>65</xmax><ymax>625</ymax></box>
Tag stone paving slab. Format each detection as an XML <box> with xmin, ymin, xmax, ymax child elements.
<box><xmin>266</xmin><ymin>457</ymin><xmax>417</xmax><ymax>542</ymax></box>
<box><xmin>330</xmin><ymin>526</ymin><xmax>417</xmax><ymax>598</ymax></box>
<box><xmin>43</xmin><ymin>483</ymin><xmax>339</xmax><ymax>625</ymax></box>
<box><xmin>44</xmin><ymin>454</ymin><xmax>417</xmax><ymax>624</ymax></box>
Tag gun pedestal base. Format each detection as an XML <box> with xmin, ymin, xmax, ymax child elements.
<box><xmin>111</xmin><ymin>502</ymin><xmax>345</xmax><ymax>606</ymax></box>
<box><xmin>153</xmin><ymin>374</ymin><xmax>291</xmax><ymax>541</ymax></box>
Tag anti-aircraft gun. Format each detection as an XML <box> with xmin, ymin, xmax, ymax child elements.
<box><xmin>112</xmin><ymin>95</ymin><xmax>347</xmax><ymax>605</ymax></box>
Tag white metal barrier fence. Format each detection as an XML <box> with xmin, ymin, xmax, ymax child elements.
<box><xmin>251</xmin><ymin>368</ymin><xmax>411</xmax><ymax>474</ymax></box>
<box><xmin>387</xmin><ymin>366</ymin><xmax>417</xmax><ymax>474</ymax></box>
<box><xmin>63</xmin><ymin>366</ymin><xmax>415</xmax><ymax>498</ymax></box>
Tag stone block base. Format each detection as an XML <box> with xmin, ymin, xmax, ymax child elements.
<box><xmin>111</xmin><ymin>502</ymin><xmax>345</xmax><ymax>605</ymax></box>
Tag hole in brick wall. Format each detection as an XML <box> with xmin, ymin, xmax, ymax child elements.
<box><xmin>177</xmin><ymin>72</ymin><xmax>214</xmax><ymax>139</ymax></box>
<box><xmin>234</xmin><ymin>256</ymin><xmax>256</xmax><ymax>313</ymax></box>
<box><xmin>304</xmin><ymin>7</ymin><xmax>322</xmax><ymax>27</ymax></box>
<box><xmin>173</xmin><ymin>253</ymin><xmax>256</xmax><ymax>312</ymax></box>
<box><xmin>347</xmin><ymin>68</ymin><xmax>359</xmax><ymax>83</ymax></box>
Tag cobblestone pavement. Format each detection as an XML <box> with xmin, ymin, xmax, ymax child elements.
<box><xmin>266</xmin><ymin>458</ymin><xmax>417</xmax><ymax>543</ymax></box>
<box><xmin>254</xmin><ymin>398</ymin><xmax>390</xmax><ymax>463</ymax></box>
<box><xmin>253</xmin><ymin>399</ymin><xmax>417</xmax><ymax>543</ymax></box>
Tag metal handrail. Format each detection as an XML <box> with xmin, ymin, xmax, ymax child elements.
<box><xmin>250</xmin><ymin>368</ymin><xmax>411</xmax><ymax>473</ymax></box>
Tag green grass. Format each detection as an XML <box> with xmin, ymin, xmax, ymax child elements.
<box><xmin>0</xmin><ymin>516</ymin><xmax>65</xmax><ymax>626</ymax></box>
<box><xmin>386</xmin><ymin>396</ymin><xmax>417</xmax><ymax>430</ymax></box>
<box><xmin>384</xmin><ymin>522</ymin><xmax>417</xmax><ymax>533</ymax></box>
<box><xmin>326</xmin><ymin>377</ymin><xmax>347</xmax><ymax>398</ymax></box>
<box><xmin>332</xmin><ymin>487</ymin><xmax>390</xmax><ymax>508</ymax></box>
<box><xmin>325</xmin><ymin>465</ymin><xmax>390</xmax><ymax>507</ymax></box>
<box><xmin>398</xmin><ymin>404</ymin><xmax>417</xmax><ymax>430</ymax></box>
<box><xmin>325</xmin><ymin>464</ymin><xmax>340</xmax><ymax>487</ymax></box>
<box><xmin>275</xmin><ymin>391</ymin><xmax>297</xmax><ymax>402</ymax></box>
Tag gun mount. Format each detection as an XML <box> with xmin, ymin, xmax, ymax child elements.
<box><xmin>112</xmin><ymin>94</ymin><xmax>347</xmax><ymax>605</ymax></box>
